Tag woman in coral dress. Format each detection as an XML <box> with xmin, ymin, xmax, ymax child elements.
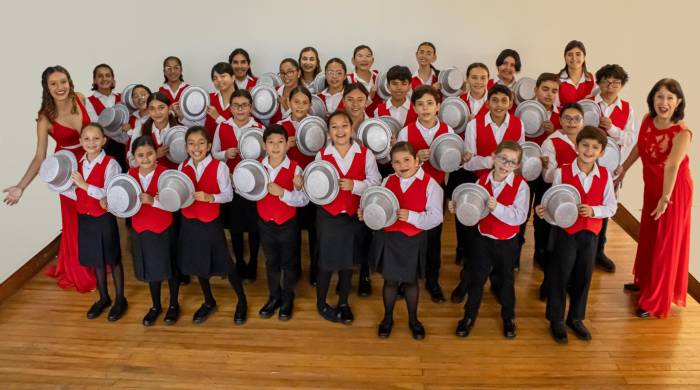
<box><xmin>618</xmin><ymin>78</ymin><xmax>693</xmax><ymax>318</ymax></box>
<box><xmin>3</xmin><ymin>66</ymin><xmax>96</xmax><ymax>292</ymax></box>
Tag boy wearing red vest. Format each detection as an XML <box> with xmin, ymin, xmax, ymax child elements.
<box><xmin>590</xmin><ymin>64</ymin><xmax>637</xmax><ymax>273</ymax></box>
<box><xmin>450</xmin><ymin>140</ymin><xmax>529</xmax><ymax>339</ymax></box>
<box><xmin>371</xmin><ymin>65</ymin><xmax>418</xmax><ymax>128</ymax></box>
<box><xmin>256</xmin><ymin>125</ymin><xmax>309</xmax><ymax>321</ymax></box>
<box><xmin>396</xmin><ymin>85</ymin><xmax>455</xmax><ymax>303</ymax></box>
<box><xmin>536</xmin><ymin>127</ymin><xmax>617</xmax><ymax>344</ymax></box>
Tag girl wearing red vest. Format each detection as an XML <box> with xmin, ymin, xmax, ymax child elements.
<box><xmin>396</xmin><ymin>85</ymin><xmax>454</xmax><ymax>303</ymax></box>
<box><xmin>196</xmin><ymin>62</ymin><xmax>238</xmax><ymax>137</ymax></box>
<box><xmin>211</xmin><ymin>89</ymin><xmax>263</xmax><ymax>282</ymax></box>
<box><xmin>459</xmin><ymin>63</ymin><xmax>490</xmax><ymax>123</ymax></box>
<box><xmin>411</xmin><ymin>42</ymin><xmax>439</xmax><ymax>91</ymax></box>
<box><xmin>362</xmin><ymin>142</ymin><xmax>443</xmax><ymax>340</ymax></box>
<box><xmin>255</xmin><ymin>125</ymin><xmax>309</xmax><ymax>321</ymax></box>
<box><xmin>70</xmin><ymin>123</ymin><xmax>125</xmax><ymax>321</ymax></box>
<box><xmin>160</xmin><ymin>56</ymin><xmax>189</xmax><ymax>105</ymax></box>
<box><xmin>125</xmin><ymin>85</ymin><xmax>152</xmax><ymax>165</ymax></box>
<box><xmin>487</xmin><ymin>49</ymin><xmax>521</xmax><ymax>91</ymax></box>
<box><xmin>176</xmin><ymin>126</ymin><xmax>247</xmax><ymax>325</ymax></box>
<box><xmin>298</xmin><ymin>46</ymin><xmax>321</xmax><ymax>91</ymax></box>
<box><xmin>311</xmin><ymin>111</ymin><xmax>381</xmax><ymax>324</ymax></box>
<box><xmin>318</xmin><ymin>58</ymin><xmax>347</xmax><ymax>113</ymax></box>
<box><xmin>267</xmin><ymin>58</ymin><xmax>300</xmax><ymax>125</ymax></box>
<box><xmin>450</xmin><ymin>141</ymin><xmax>529</xmax><ymax>339</ymax></box>
<box><xmin>129</xmin><ymin>92</ymin><xmax>180</xmax><ymax>170</ymax></box>
<box><xmin>557</xmin><ymin>40</ymin><xmax>596</xmax><ymax>107</ymax></box>
<box><xmin>229</xmin><ymin>48</ymin><xmax>257</xmax><ymax>91</ymax></box>
<box><xmin>347</xmin><ymin>45</ymin><xmax>381</xmax><ymax>113</ymax></box>
<box><xmin>536</xmin><ymin>127</ymin><xmax>617</xmax><ymax>343</ymax></box>
<box><xmin>127</xmin><ymin>136</ymin><xmax>180</xmax><ymax>326</ymax></box>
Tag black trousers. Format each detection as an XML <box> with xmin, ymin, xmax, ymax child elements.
<box><xmin>258</xmin><ymin>217</ymin><xmax>299</xmax><ymax>302</ymax></box>
<box><xmin>425</xmin><ymin>223</ymin><xmax>443</xmax><ymax>286</ymax></box>
<box><xmin>596</xmin><ymin>217</ymin><xmax>609</xmax><ymax>257</ymax></box>
<box><xmin>465</xmin><ymin>234</ymin><xmax>519</xmax><ymax>320</ymax></box>
<box><xmin>546</xmin><ymin>227</ymin><xmax>598</xmax><ymax>322</ymax></box>
<box><xmin>517</xmin><ymin>176</ymin><xmax>551</xmax><ymax>257</ymax></box>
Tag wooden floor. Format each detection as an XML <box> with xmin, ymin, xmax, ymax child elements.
<box><xmin>1</xmin><ymin>215</ymin><xmax>699</xmax><ymax>389</ymax></box>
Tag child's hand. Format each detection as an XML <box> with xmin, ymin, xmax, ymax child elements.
<box><xmin>462</xmin><ymin>151</ymin><xmax>473</xmax><ymax>163</ymax></box>
<box><xmin>357</xmin><ymin>207</ymin><xmax>364</xmax><ymax>221</ymax></box>
<box><xmin>541</xmin><ymin>156</ymin><xmax>549</xmax><ymax>169</ymax></box>
<box><xmin>535</xmin><ymin>205</ymin><xmax>546</xmax><ymax>219</ymax></box>
<box><xmin>467</xmin><ymin>114</ymin><xmax>476</xmax><ymax>122</ymax></box>
<box><xmin>487</xmin><ymin>196</ymin><xmax>498</xmax><ymax>211</ymax></box>
<box><xmin>293</xmin><ymin>175</ymin><xmax>303</xmax><ymax>190</ymax></box>
<box><xmin>268</xmin><ymin>182</ymin><xmax>284</xmax><ymax>197</ymax></box>
<box><xmin>207</xmin><ymin>105</ymin><xmax>219</xmax><ymax>120</ymax></box>
<box><xmin>120</xmin><ymin>123</ymin><xmax>131</xmax><ymax>133</ymax></box>
<box><xmin>140</xmin><ymin>193</ymin><xmax>154</xmax><ymax>205</ymax></box>
<box><xmin>542</xmin><ymin>120</ymin><xmax>555</xmax><ymax>134</ymax></box>
<box><xmin>339</xmin><ymin>178</ymin><xmax>354</xmax><ymax>191</ymax></box>
<box><xmin>599</xmin><ymin>116</ymin><xmax>612</xmax><ymax>131</ymax></box>
<box><xmin>71</xmin><ymin>172</ymin><xmax>88</xmax><ymax>190</ymax></box>
<box><xmin>225</xmin><ymin>147</ymin><xmax>239</xmax><ymax>160</ymax></box>
<box><xmin>417</xmin><ymin>149</ymin><xmax>430</xmax><ymax>163</ymax></box>
<box><xmin>578</xmin><ymin>204</ymin><xmax>594</xmax><ymax>217</ymax></box>
<box><xmin>156</xmin><ymin>145</ymin><xmax>169</xmax><ymax>159</ymax></box>
<box><xmin>369</xmin><ymin>85</ymin><xmax>378</xmax><ymax>100</ymax></box>
<box><xmin>287</xmin><ymin>136</ymin><xmax>296</xmax><ymax>148</ymax></box>
<box><xmin>171</xmin><ymin>102</ymin><xmax>182</xmax><ymax>119</ymax></box>
<box><xmin>99</xmin><ymin>197</ymin><xmax>108</xmax><ymax>210</ymax></box>
<box><xmin>194</xmin><ymin>191</ymin><xmax>214</xmax><ymax>203</ymax></box>
<box><xmin>447</xmin><ymin>200</ymin><xmax>456</xmax><ymax>214</ymax></box>
<box><xmin>390</xmin><ymin>134</ymin><xmax>397</xmax><ymax>146</ymax></box>
<box><xmin>397</xmin><ymin>209</ymin><xmax>410</xmax><ymax>221</ymax></box>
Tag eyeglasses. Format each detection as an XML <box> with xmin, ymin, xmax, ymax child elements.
<box><xmin>231</xmin><ymin>103</ymin><xmax>251</xmax><ymax>110</ymax></box>
<box><xmin>279</xmin><ymin>70</ymin><xmax>298</xmax><ymax>77</ymax></box>
<box><xmin>495</xmin><ymin>155</ymin><xmax>518</xmax><ymax>167</ymax></box>
<box><xmin>601</xmin><ymin>79</ymin><xmax>622</xmax><ymax>87</ymax></box>
<box><xmin>325</xmin><ymin>70</ymin><xmax>345</xmax><ymax>78</ymax></box>
<box><xmin>562</xmin><ymin>115</ymin><xmax>583</xmax><ymax>123</ymax></box>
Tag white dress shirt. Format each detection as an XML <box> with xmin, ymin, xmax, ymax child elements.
<box><xmin>260</xmin><ymin>156</ymin><xmax>309</xmax><ymax>207</ymax></box>
<box><xmin>464</xmin><ymin>91</ymin><xmax>487</xmax><ymax>115</ymax></box>
<box><xmin>235</xmin><ymin>76</ymin><xmax>255</xmax><ymax>90</ymax></box>
<box><xmin>211</xmin><ymin>117</ymin><xmax>263</xmax><ymax>161</ymax></box>
<box><xmin>320</xmin><ymin>88</ymin><xmax>344</xmax><ymax>113</ymax></box>
<box><xmin>178</xmin><ymin>155</ymin><xmax>233</xmax><ymax>203</ymax></box>
<box><xmin>463</xmin><ymin>112</ymin><xmax>525</xmax><ymax>171</ymax></box>
<box><xmin>490</xmin><ymin>76</ymin><xmax>516</xmax><ymax>89</ymax></box>
<box><xmin>375</xmin><ymin>97</ymin><xmax>411</xmax><ymax>127</ymax></box>
<box><xmin>478</xmin><ymin>171</ymin><xmax>530</xmax><ymax>239</ymax></box>
<box><xmin>137</xmin><ymin>169</ymin><xmax>166</xmax><ymax>210</ymax></box>
<box><xmin>593</xmin><ymin>94</ymin><xmax>638</xmax><ymax>161</ymax></box>
<box><xmin>552</xmin><ymin>161</ymin><xmax>618</xmax><ymax>218</ymax></box>
<box><xmin>540</xmin><ymin>131</ymin><xmax>577</xmax><ymax>183</ymax></box>
<box><xmin>412</xmin><ymin>69</ymin><xmax>436</xmax><ymax>86</ymax></box>
<box><xmin>85</xmin><ymin>91</ymin><xmax>119</xmax><ymax>121</ymax></box>
<box><xmin>396</xmin><ymin>119</ymin><xmax>455</xmax><ymax>146</ymax></box>
<box><xmin>81</xmin><ymin>151</ymin><xmax>121</xmax><ymax>200</ymax></box>
<box><xmin>381</xmin><ymin>168</ymin><xmax>443</xmax><ymax>231</ymax></box>
<box><xmin>314</xmin><ymin>142</ymin><xmax>381</xmax><ymax>196</ymax></box>
<box><xmin>161</xmin><ymin>83</ymin><xmax>188</xmax><ymax>100</ymax></box>
<box><xmin>128</xmin><ymin>122</ymin><xmax>168</xmax><ymax>167</ymax></box>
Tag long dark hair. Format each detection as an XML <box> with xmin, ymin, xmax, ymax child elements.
<box><xmin>647</xmin><ymin>78</ymin><xmax>686</xmax><ymax>123</ymax></box>
<box><xmin>559</xmin><ymin>40</ymin><xmax>589</xmax><ymax>78</ymax></box>
<box><xmin>39</xmin><ymin>65</ymin><xmax>77</xmax><ymax>121</ymax></box>
<box><xmin>324</xmin><ymin>58</ymin><xmax>348</xmax><ymax>90</ymax></box>
<box><xmin>91</xmin><ymin>63</ymin><xmax>115</xmax><ymax>92</ymax></box>
<box><xmin>141</xmin><ymin>92</ymin><xmax>177</xmax><ymax>137</ymax></box>
<box><xmin>417</xmin><ymin>42</ymin><xmax>440</xmax><ymax>77</ymax></box>
<box><xmin>298</xmin><ymin>46</ymin><xmax>321</xmax><ymax>78</ymax></box>
<box><xmin>228</xmin><ymin>48</ymin><xmax>254</xmax><ymax>78</ymax></box>
<box><xmin>162</xmin><ymin>56</ymin><xmax>184</xmax><ymax>83</ymax></box>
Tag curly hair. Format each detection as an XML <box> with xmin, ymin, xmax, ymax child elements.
<box><xmin>39</xmin><ymin>65</ymin><xmax>77</xmax><ymax>121</ymax></box>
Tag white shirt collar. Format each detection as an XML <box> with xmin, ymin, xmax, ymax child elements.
<box><xmin>493</xmin><ymin>76</ymin><xmax>516</xmax><ymax>88</ymax></box>
<box><xmin>262</xmin><ymin>155</ymin><xmax>291</xmax><ymax>171</ymax></box>
<box><xmin>81</xmin><ymin>150</ymin><xmax>106</xmax><ymax>164</ymax></box>
<box><xmin>323</xmin><ymin>141</ymin><xmax>360</xmax><ymax>156</ymax></box>
<box><xmin>593</xmin><ymin>93</ymin><xmax>622</xmax><ymax>110</ymax></box>
<box><xmin>93</xmin><ymin>91</ymin><xmax>115</xmax><ymax>99</ymax></box>
<box><xmin>484</xmin><ymin>112</ymin><xmax>511</xmax><ymax>129</ymax></box>
<box><xmin>162</xmin><ymin>82</ymin><xmax>186</xmax><ymax>95</ymax></box>
<box><xmin>321</xmin><ymin>88</ymin><xmax>343</xmax><ymax>97</ymax></box>
<box><xmin>560</xmin><ymin>70</ymin><xmax>591</xmax><ymax>84</ymax></box>
<box><xmin>572</xmin><ymin>160</ymin><xmax>600</xmax><ymax>178</ymax></box>
<box><xmin>139</xmin><ymin>169</ymin><xmax>156</xmax><ymax>181</ymax></box>
<box><xmin>412</xmin><ymin>69</ymin><xmax>436</xmax><ymax>84</ymax></box>
<box><xmin>416</xmin><ymin>119</ymin><xmax>440</xmax><ymax>133</ymax></box>
<box><xmin>389</xmin><ymin>97</ymin><xmax>411</xmax><ymax>110</ymax></box>
<box><xmin>186</xmin><ymin>154</ymin><xmax>213</xmax><ymax>170</ymax></box>
<box><xmin>486</xmin><ymin>170</ymin><xmax>515</xmax><ymax>187</ymax></box>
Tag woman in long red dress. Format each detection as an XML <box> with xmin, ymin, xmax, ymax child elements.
<box><xmin>3</xmin><ymin>66</ymin><xmax>96</xmax><ymax>292</ymax></box>
<box><xmin>617</xmin><ymin>78</ymin><xmax>693</xmax><ymax>318</ymax></box>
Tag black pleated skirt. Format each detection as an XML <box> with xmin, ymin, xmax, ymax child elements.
<box><xmin>131</xmin><ymin>225</ymin><xmax>176</xmax><ymax>282</ymax></box>
<box><xmin>177</xmin><ymin>217</ymin><xmax>234</xmax><ymax>277</ymax></box>
<box><xmin>298</xmin><ymin>203</ymin><xmax>317</xmax><ymax>231</ymax></box>
<box><xmin>78</xmin><ymin>213</ymin><xmax>122</xmax><ymax>267</ymax></box>
<box><xmin>370</xmin><ymin>230</ymin><xmax>427</xmax><ymax>283</ymax></box>
<box><xmin>315</xmin><ymin>207</ymin><xmax>365</xmax><ymax>272</ymax></box>
<box><xmin>223</xmin><ymin>194</ymin><xmax>259</xmax><ymax>234</ymax></box>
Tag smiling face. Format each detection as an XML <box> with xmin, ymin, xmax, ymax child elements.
<box><xmin>414</xmin><ymin>93</ymin><xmax>439</xmax><ymax>125</ymax></box>
<box><xmin>80</xmin><ymin>125</ymin><xmax>107</xmax><ymax>157</ymax></box>
<box><xmin>289</xmin><ymin>92</ymin><xmax>310</xmax><ymax>121</ymax></box>
<box><xmin>488</xmin><ymin>92</ymin><xmax>511</xmax><ymax>119</ymax></box>
<box><xmin>163</xmin><ymin>58</ymin><xmax>182</xmax><ymax>83</ymax></box>
<box><xmin>467</xmin><ymin>67</ymin><xmax>489</xmax><ymax>98</ymax></box>
<box><xmin>186</xmin><ymin>131</ymin><xmax>211</xmax><ymax>163</ymax></box>
<box><xmin>279</xmin><ymin>61</ymin><xmax>300</xmax><ymax>88</ymax></box>
<box><xmin>388</xmin><ymin>79</ymin><xmax>410</xmax><ymax>102</ymax></box>
<box><xmin>230</xmin><ymin>53</ymin><xmax>250</xmax><ymax>80</ymax></box>
<box><xmin>343</xmin><ymin>88</ymin><xmax>367</xmax><ymax>119</ymax></box>
<box><xmin>391</xmin><ymin>150</ymin><xmax>420</xmax><ymax>179</ymax></box>
<box><xmin>93</xmin><ymin>66</ymin><xmax>115</xmax><ymax>93</ymax></box>
<box><xmin>299</xmin><ymin>50</ymin><xmax>319</xmax><ymax>76</ymax></box>
<box><xmin>492</xmin><ymin>148</ymin><xmax>520</xmax><ymax>180</ymax></box>
<box><xmin>653</xmin><ymin>86</ymin><xmax>682</xmax><ymax>121</ymax></box>
<box><xmin>148</xmin><ymin>98</ymin><xmax>170</xmax><ymax>127</ymax></box>
<box><xmin>325</xmin><ymin>62</ymin><xmax>346</xmax><ymax>90</ymax></box>
<box><xmin>497</xmin><ymin>56</ymin><xmax>517</xmax><ymax>84</ymax></box>
<box><xmin>230</xmin><ymin>96</ymin><xmax>252</xmax><ymax>123</ymax></box>
<box><xmin>415</xmin><ymin>44</ymin><xmax>436</xmax><ymax>68</ymax></box>
<box><xmin>576</xmin><ymin>138</ymin><xmax>604</xmax><ymax>165</ymax></box>
<box><xmin>565</xmin><ymin>48</ymin><xmax>585</xmax><ymax>72</ymax></box>
<box><xmin>47</xmin><ymin>72</ymin><xmax>71</xmax><ymax>102</ymax></box>
<box><xmin>264</xmin><ymin>133</ymin><xmax>288</xmax><ymax>160</ymax></box>
<box><xmin>212</xmin><ymin>71</ymin><xmax>234</xmax><ymax>92</ymax></box>
<box><xmin>535</xmin><ymin>80</ymin><xmax>559</xmax><ymax>109</ymax></box>
<box><xmin>328</xmin><ymin>114</ymin><xmax>352</xmax><ymax>147</ymax></box>
<box><xmin>132</xmin><ymin>87</ymin><xmax>150</xmax><ymax>111</ymax></box>
<box><xmin>560</xmin><ymin>107</ymin><xmax>584</xmax><ymax>137</ymax></box>
<box><xmin>134</xmin><ymin>144</ymin><xmax>157</xmax><ymax>171</ymax></box>
<box><xmin>352</xmin><ymin>48</ymin><xmax>374</xmax><ymax>72</ymax></box>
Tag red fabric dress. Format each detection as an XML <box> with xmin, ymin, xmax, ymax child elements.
<box><xmin>634</xmin><ymin>115</ymin><xmax>693</xmax><ymax>317</ymax></box>
<box><xmin>44</xmin><ymin>96</ymin><xmax>96</xmax><ymax>292</ymax></box>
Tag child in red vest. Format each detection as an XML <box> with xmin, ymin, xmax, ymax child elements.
<box><xmin>450</xmin><ymin>140</ymin><xmax>529</xmax><ymax>339</ymax></box>
<box><xmin>361</xmin><ymin>141</ymin><xmax>443</xmax><ymax>340</ymax></box>
<box><xmin>126</xmin><ymin>136</ymin><xmax>180</xmax><ymax>326</ymax></box>
<box><xmin>371</xmin><ymin>65</ymin><xmax>418</xmax><ymax>128</ymax></box>
<box><xmin>318</xmin><ymin>58</ymin><xmax>347</xmax><ymax>113</ymax></box>
<box><xmin>229</xmin><ymin>48</ymin><xmax>257</xmax><ymax>91</ymax></box>
<box><xmin>160</xmin><ymin>56</ymin><xmax>189</xmax><ymax>105</ymax></box>
<box><xmin>211</xmin><ymin>89</ymin><xmax>264</xmax><ymax>282</ymax></box>
<box><xmin>86</xmin><ymin>64</ymin><xmax>128</xmax><ymax>171</ymax></box>
<box><xmin>396</xmin><ymin>85</ymin><xmax>455</xmax><ymax>303</ymax></box>
<box><xmin>180</xmin><ymin>63</ymin><xmax>238</xmax><ymax>136</ymax></box>
<box><xmin>347</xmin><ymin>45</ymin><xmax>381</xmax><ymax>112</ymax></box>
<box><xmin>536</xmin><ymin>126</ymin><xmax>617</xmax><ymax>343</ymax></box>
<box><xmin>459</xmin><ymin>62</ymin><xmax>490</xmax><ymax>122</ymax></box>
<box><xmin>488</xmin><ymin>49</ymin><xmax>521</xmax><ymax>90</ymax></box>
<box><xmin>411</xmin><ymin>42</ymin><xmax>439</xmax><ymax>90</ymax></box>
<box><xmin>267</xmin><ymin>58</ymin><xmax>301</xmax><ymax>124</ymax></box>
<box><xmin>557</xmin><ymin>40</ymin><xmax>596</xmax><ymax>107</ymax></box>
<box><xmin>70</xmin><ymin>123</ymin><xmax>124</xmax><ymax>321</ymax></box>
<box><xmin>176</xmin><ymin>126</ymin><xmax>247</xmax><ymax>325</ymax></box>
<box><xmin>298</xmin><ymin>46</ymin><xmax>321</xmax><ymax>91</ymax></box>
<box><xmin>130</xmin><ymin>92</ymin><xmax>180</xmax><ymax>170</ymax></box>
<box><xmin>255</xmin><ymin>125</ymin><xmax>308</xmax><ymax>320</ymax></box>
<box><xmin>311</xmin><ymin>111</ymin><xmax>381</xmax><ymax>324</ymax></box>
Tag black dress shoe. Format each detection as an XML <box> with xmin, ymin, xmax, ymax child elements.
<box><xmin>624</xmin><ymin>283</ymin><xmax>640</xmax><ymax>292</ymax></box>
<box><xmin>427</xmin><ymin>283</ymin><xmax>445</xmax><ymax>304</ymax></box>
<box><xmin>338</xmin><ymin>304</ymin><xmax>354</xmax><ymax>324</ymax></box>
<box><xmin>278</xmin><ymin>300</ymin><xmax>293</xmax><ymax>321</ymax></box>
<box><xmin>259</xmin><ymin>298</ymin><xmax>281</xmax><ymax>319</ymax></box>
<box><xmin>503</xmin><ymin>318</ymin><xmax>516</xmax><ymax>339</ymax></box>
<box><xmin>192</xmin><ymin>302</ymin><xmax>217</xmax><ymax>324</ymax></box>
<box><xmin>164</xmin><ymin>305</ymin><xmax>180</xmax><ymax>325</ymax></box>
<box><xmin>596</xmin><ymin>254</ymin><xmax>616</xmax><ymax>273</ymax></box>
<box><xmin>550</xmin><ymin>321</ymin><xmax>568</xmax><ymax>344</ymax></box>
<box><xmin>86</xmin><ymin>299</ymin><xmax>112</xmax><ymax>320</ymax></box>
<box><xmin>409</xmin><ymin>320</ymin><xmax>426</xmax><ymax>340</ymax></box>
<box><xmin>358</xmin><ymin>277</ymin><xmax>372</xmax><ymax>297</ymax></box>
<box><xmin>234</xmin><ymin>302</ymin><xmax>248</xmax><ymax>325</ymax></box>
<box><xmin>317</xmin><ymin>304</ymin><xmax>340</xmax><ymax>323</ymax></box>
<box><xmin>635</xmin><ymin>308</ymin><xmax>651</xmax><ymax>318</ymax></box>
<box><xmin>142</xmin><ymin>307</ymin><xmax>162</xmax><ymax>327</ymax></box>
<box><xmin>455</xmin><ymin>317</ymin><xmax>475</xmax><ymax>337</ymax></box>
<box><xmin>107</xmin><ymin>298</ymin><xmax>128</xmax><ymax>322</ymax></box>
<box><xmin>566</xmin><ymin>319</ymin><xmax>592</xmax><ymax>340</ymax></box>
<box><xmin>450</xmin><ymin>281</ymin><xmax>467</xmax><ymax>304</ymax></box>
<box><xmin>378</xmin><ymin>318</ymin><xmax>393</xmax><ymax>338</ymax></box>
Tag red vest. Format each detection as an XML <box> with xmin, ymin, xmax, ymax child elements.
<box><xmin>406</xmin><ymin>122</ymin><xmax>450</xmax><ymax>184</ymax></box>
<box><xmin>216</xmin><ymin>122</ymin><xmax>242</xmax><ymax>173</ymax></box>
<box><xmin>129</xmin><ymin>165</ymin><xmax>173</xmax><ymax>233</ymax></box>
<box><xmin>88</xmin><ymin>93</ymin><xmax>121</xmax><ymax>115</ymax></box>
<box><xmin>374</xmin><ymin>101</ymin><xmax>418</xmax><ymax>127</ymax></box>
<box><xmin>459</xmin><ymin>93</ymin><xmax>490</xmax><ymax>119</ymax></box>
<box><xmin>607</xmin><ymin>99</ymin><xmax>631</xmax><ymax>137</ymax></box>
<box><xmin>257</xmin><ymin>160</ymin><xmax>298</xmax><ymax>224</ymax></box>
<box><xmin>76</xmin><ymin>155</ymin><xmax>113</xmax><ymax>217</ymax></box>
<box><xmin>411</xmin><ymin>73</ymin><xmax>438</xmax><ymax>90</ymax></box>
<box><xmin>477</xmin><ymin>173</ymin><xmax>525</xmax><ymax>240</ymax></box>
<box><xmin>528</xmin><ymin>110</ymin><xmax>561</xmax><ymax>145</ymax></box>
<box><xmin>560</xmin><ymin>163</ymin><xmax>608</xmax><ymax>235</ymax></box>
<box><xmin>321</xmin><ymin>146</ymin><xmax>368</xmax><ymax>216</ymax></box>
<box><xmin>558</xmin><ymin>73</ymin><xmax>595</xmax><ymax>107</ymax></box>
<box><xmin>384</xmin><ymin>173</ymin><xmax>429</xmax><ymax>237</ymax></box>
<box><xmin>551</xmin><ymin>136</ymin><xmax>578</xmax><ymax>167</ymax></box>
<box><xmin>318</xmin><ymin>92</ymin><xmax>345</xmax><ymax>113</ymax></box>
<box><xmin>240</xmin><ymin>77</ymin><xmax>257</xmax><ymax>91</ymax></box>
<box><xmin>280</xmin><ymin>119</ymin><xmax>314</xmax><ymax>168</ymax></box>
<box><xmin>158</xmin><ymin>83</ymin><xmax>189</xmax><ymax>103</ymax></box>
<box><xmin>180</xmin><ymin>158</ymin><xmax>222</xmax><ymax>223</ymax></box>
<box><xmin>204</xmin><ymin>92</ymin><xmax>232</xmax><ymax>137</ymax></box>
<box><xmin>474</xmin><ymin>115</ymin><xmax>523</xmax><ymax>177</ymax></box>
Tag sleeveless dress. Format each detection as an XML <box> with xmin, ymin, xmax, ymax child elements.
<box><xmin>634</xmin><ymin>115</ymin><xmax>693</xmax><ymax>317</ymax></box>
<box><xmin>44</xmin><ymin>96</ymin><xmax>96</xmax><ymax>292</ymax></box>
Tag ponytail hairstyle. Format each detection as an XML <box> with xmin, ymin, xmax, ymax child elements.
<box><xmin>140</xmin><ymin>92</ymin><xmax>177</xmax><ymax>137</ymax></box>
<box><xmin>39</xmin><ymin>65</ymin><xmax>77</xmax><ymax>121</ymax></box>
<box><xmin>228</xmin><ymin>48</ymin><xmax>255</xmax><ymax>78</ymax></box>
<box><xmin>298</xmin><ymin>46</ymin><xmax>321</xmax><ymax>79</ymax></box>
<box><xmin>162</xmin><ymin>56</ymin><xmax>184</xmax><ymax>83</ymax></box>
<box><xmin>416</xmin><ymin>42</ymin><xmax>440</xmax><ymax>77</ymax></box>
<box><xmin>559</xmin><ymin>40</ymin><xmax>589</xmax><ymax>78</ymax></box>
<box><xmin>91</xmin><ymin>63</ymin><xmax>116</xmax><ymax>92</ymax></box>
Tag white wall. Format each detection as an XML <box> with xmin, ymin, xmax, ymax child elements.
<box><xmin>1</xmin><ymin>0</ymin><xmax>698</xmax><ymax>283</ymax></box>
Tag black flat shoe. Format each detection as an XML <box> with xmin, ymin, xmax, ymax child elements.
<box><xmin>164</xmin><ymin>305</ymin><xmax>180</xmax><ymax>325</ymax></box>
<box><xmin>357</xmin><ymin>277</ymin><xmax>372</xmax><ymax>297</ymax></box>
<box><xmin>550</xmin><ymin>321</ymin><xmax>568</xmax><ymax>344</ymax></box>
<box><xmin>192</xmin><ymin>302</ymin><xmax>217</xmax><ymax>324</ymax></box>
<box><xmin>86</xmin><ymin>299</ymin><xmax>112</xmax><ymax>320</ymax></box>
<box><xmin>450</xmin><ymin>281</ymin><xmax>467</xmax><ymax>304</ymax></box>
<box><xmin>427</xmin><ymin>283</ymin><xmax>445</xmax><ymax>304</ymax></box>
<box><xmin>278</xmin><ymin>300</ymin><xmax>293</xmax><ymax>321</ymax></box>
<box><xmin>378</xmin><ymin>318</ymin><xmax>393</xmax><ymax>338</ymax></box>
<box><xmin>503</xmin><ymin>318</ymin><xmax>516</xmax><ymax>339</ymax></box>
<box><xmin>107</xmin><ymin>298</ymin><xmax>128</xmax><ymax>322</ymax></box>
<box><xmin>596</xmin><ymin>254</ymin><xmax>616</xmax><ymax>273</ymax></box>
<box><xmin>455</xmin><ymin>317</ymin><xmax>475</xmax><ymax>337</ymax></box>
<box><xmin>635</xmin><ymin>308</ymin><xmax>651</xmax><ymax>318</ymax></box>
<box><xmin>566</xmin><ymin>319</ymin><xmax>592</xmax><ymax>340</ymax></box>
<box><xmin>258</xmin><ymin>298</ymin><xmax>281</xmax><ymax>319</ymax></box>
<box><xmin>409</xmin><ymin>320</ymin><xmax>426</xmax><ymax>340</ymax></box>
<box><xmin>338</xmin><ymin>304</ymin><xmax>354</xmax><ymax>324</ymax></box>
<box><xmin>142</xmin><ymin>307</ymin><xmax>162</xmax><ymax>327</ymax></box>
<box><xmin>234</xmin><ymin>302</ymin><xmax>248</xmax><ymax>325</ymax></box>
<box><xmin>624</xmin><ymin>283</ymin><xmax>640</xmax><ymax>292</ymax></box>
<box><xmin>317</xmin><ymin>304</ymin><xmax>339</xmax><ymax>323</ymax></box>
